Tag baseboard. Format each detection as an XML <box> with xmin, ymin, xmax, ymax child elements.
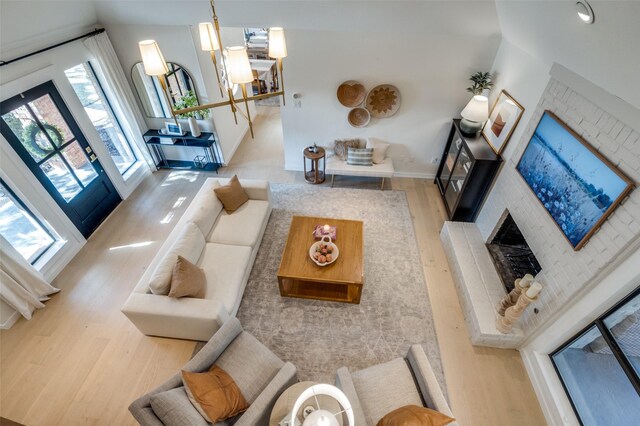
<box><xmin>222</xmin><ymin>126</ymin><xmax>250</xmax><ymax>164</ymax></box>
<box><xmin>0</xmin><ymin>310</ymin><xmax>20</xmax><ymax>330</ymax></box>
<box><xmin>283</xmin><ymin>164</ymin><xmax>435</xmax><ymax>180</ymax></box>
<box><xmin>284</xmin><ymin>163</ymin><xmax>304</xmax><ymax>172</ymax></box>
<box><xmin>393</xmin><ymin>171</ymin><xmax>435</xmax><ymax>179</ymax></box>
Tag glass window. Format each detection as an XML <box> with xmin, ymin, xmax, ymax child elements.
<box><xmin>2</xmin><ymin>95</ymin><xmax>96</xmax><ymax>203</ymax></box>
<box><xmin>65</xmin><ymin>64</ymin><xmax>137</xmax><ymax>174</ymax></box>
<box><xmin>0</xmin><ymin>181</ymin><xmax>56</xmax><ymax>263</ymax></box>
<box><xmin>603</xmin><ymin>292</ymin><xmax>640</xmax><ymax>378</ymax></box>
<box><xmin>552</xmin><ymin>288</ymin><xmax>640</xmax><ymax>426</ymax></box>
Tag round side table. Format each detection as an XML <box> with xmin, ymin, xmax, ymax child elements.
<box><xmin>269</xmin><ymin>381</ymin><xmax>343</xmax><ymax>426</ymax></box>
<box><xmin>303</xmin><ymin>147</ymin><xmax>326</xmax><ymax>184</ymax></box>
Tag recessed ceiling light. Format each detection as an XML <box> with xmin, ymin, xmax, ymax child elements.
<box><xmin>576</xmin><ymin>1</ymin><xmax>594</xmax><ymax>24</ymax></box>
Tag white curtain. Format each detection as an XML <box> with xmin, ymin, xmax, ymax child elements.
<box><xmin>0</xmin><ymin>238</ymin><xmax>59</xmax><ymax>320</ymax></box>
<box><xmin>84</xmin><ymin>32</ymin><xmax>157</xmax><ymax>170</ymax></box>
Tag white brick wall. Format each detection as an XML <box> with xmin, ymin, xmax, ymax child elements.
<box><xmin>476</xmin><ymin>78</ymin><xmax>640</xmax><ymax>336</ymax></box>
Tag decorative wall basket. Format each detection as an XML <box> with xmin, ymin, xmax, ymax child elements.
<box><xmin>366</xmin><ymin>84</ymin><xmax>401</xmax><ymax>118</ymax></box>
<box><xmin>347</xmin><ymin>107</ymin><xmax>371</xmax><ymax>128</ymax></box>
<box><xmin>337</xmin><ymin>80</ymin><xmax>366</xmax><ymax>107</ymax></box>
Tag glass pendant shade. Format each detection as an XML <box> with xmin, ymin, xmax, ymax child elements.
<box><xmin>268</xmin><ymin>27</ymin><xmax>287</xmax><ymax>58</ymax></box>
<box><xmin>461</xmin><ymin>95</ymin><xmax>489</xmax><ymax>122</ymax></box>
<box><xmin>226</xmin><ymin>46</ymin><xmax>254</xmax><ymax>84</ymax></box>
<box><xmin>198</xmin><ymin>23</ymin><xmax>220</xmax><ymax>51</ymax></box>
<box><xmin>138</xmin><ymin>40</ymin><xmax>168</xmax><ymax>76</ymax></box>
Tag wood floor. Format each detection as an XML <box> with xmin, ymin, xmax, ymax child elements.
<box><xmin>0</xmin><ymin>109</ymin><xmax>546</xmax><ymax>425</ymax></box>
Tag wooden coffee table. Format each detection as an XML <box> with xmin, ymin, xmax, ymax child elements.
<box><xmin>277</xmin><ymin>216</ymin><xmax>364</xmax><ymax>304</ymax></box>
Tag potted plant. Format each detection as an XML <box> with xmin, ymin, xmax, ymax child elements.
<box><xmin>466</xmin><ymin>72</ymin><xmax>493</xmax><ymax>95</ymax></box>
<box><xmin>174</xmin><ymin>90</ymin><xmax>210</xmax><ymax>136</ymax></box>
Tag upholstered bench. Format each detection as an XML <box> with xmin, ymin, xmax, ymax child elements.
<box><xmin>326</xmin><ymin>157</ymin><xmax>394</xmax><ymax>189</ymax></box>
<box><xmin>325</xmin><ymin>137</ymin><xmax>395</xmax><ymax>190</ymax></box>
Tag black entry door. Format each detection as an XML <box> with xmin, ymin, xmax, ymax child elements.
<box><xmin>1</xmin><ymin>81</ymin><xmax>121</xmax><ymax>238</ymax></box>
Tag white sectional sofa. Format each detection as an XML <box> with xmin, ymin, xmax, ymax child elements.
<box><xmin>121</xmin><ymin>178</ymin><xmax>271</xmax><ymax>341</ymax></box>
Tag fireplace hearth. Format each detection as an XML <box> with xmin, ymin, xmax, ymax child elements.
<box><xmin>487</xmin><ymin>212</ymin><xmax>541</xmax><ymax>293</ymax></box>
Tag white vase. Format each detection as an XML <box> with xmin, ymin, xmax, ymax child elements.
<box><xmin>188</xmin><ymin>117</ymin><xmax>201</xmax><ymax>137</ymax></box>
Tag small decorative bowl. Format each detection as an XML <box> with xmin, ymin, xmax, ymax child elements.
<box><xmin>309</xmin><ymin>235</ymin><xmax>340</xmax><ymax>266</ymax></box>
<box><xmin>348</xmin><ymin>107</ymin><xmax>371</xmax><ymax>128</ymax></box>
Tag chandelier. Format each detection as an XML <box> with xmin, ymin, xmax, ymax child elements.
<box><xmin>138</xmin><ymin>0</ymin><xmax>287</xmax><ymax>138</ymax></box>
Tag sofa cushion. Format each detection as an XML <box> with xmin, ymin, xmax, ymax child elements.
<box><xmin>347</xmin><ymin>148</ymin><xmax>374</xmax><ymax>166</ymax></box>
<box><xmin>377</xmin><ymin>405</ymin><xmax>455</xmax><ymax>426</ymax></box>
<box><xmin>149</xmin><ymin>387</ymin><xmax>208</xmax><ymax>426</ymax></box>
<box><xmin>187</xmin><ymin>180</ymin><xmax>224</xmax><ymax>236</ymax></box>
<box><xmin>182</xmin><ymin>365</ymin><xmax>250</xmax><ymax>423</ymax></box>
<box><xmin>366</xmin><ymin>137</ymin><xmax>391</xmax><ymax>164</ymax></box>
<box><xmin>214</xmin><ymin>175</ymin><xmax>249</xmax><ymax>214</ymax></box>
<box><xmin>198</xmin><ymin>243</ymin><xmax>253</xmax><ymax>314</ymax></box>
<box><xmin>215</xmin><ymin>332</ymin><xmax>284</xmax><ymax>403</ymax></box>
<box><xmin>208</xmin><ymin>200</ymin><xmax>270</xmax><ymax>248</ymax></box>
<box><xmin>168</xmin><ymin>256</ymin><xmax>206</xmax><ymax>298</ymax></box>
<box><xmin>351</xmin><ymin>358</ymin><xmax>424</xmax><ymax>425</ymax></box>
<box><xmin>149</xmin><ymin>223</ymin><xmax>206</xmax><ymax>295</ymax></box>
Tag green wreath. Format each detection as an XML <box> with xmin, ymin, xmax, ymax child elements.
<box><xmin>22</xmin><ymin>122</ymin><xmax>64</xmax><ymax>158</ymax></box>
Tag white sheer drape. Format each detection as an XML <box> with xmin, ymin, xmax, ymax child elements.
<box><xmin>84</xmin><ymin>32</ymin><xmax>156</xmax><ymax>170</ymax></box>
<box><xmin>0</xmin><ymin>237</ymin><xmax>59</xmax><ymax>320</ymax></box>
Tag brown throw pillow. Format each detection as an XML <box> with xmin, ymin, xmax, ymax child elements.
<box><xmin>334</xmin><ymin>139</ymin><xmax>362</xmax><ymax>160</ymax></box>
<box><xmin>182</xmin><ymin>365</ymin><xmax>250</xmax><ymax>423</ymax></box>
<box><xmin>214</xmin><ymin>175</ymin><xmax>249</xmax><ymax>213</ymax></box>
<box><xmin>376</xmin><ymin>405</ymin><xmax>455</xmax><ymax>426</ymax></box>
<box><xmin>168</xmin><ymin>256</ymin><xmax>206</xmax><ymax>298</ymax></box>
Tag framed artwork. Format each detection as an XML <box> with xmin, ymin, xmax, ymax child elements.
<box><xmin>516</xmin><ymin>111</ymin><xmax>634</xmax><ymax>250</ymax></box>
<box><xmin>164</xmin><ymin>121</ymin><xmax>182</xmax><ymax>135</ymax></box>
<box><xmin>482</xmin><ymin>90</ymin><xmax>524</xmax><ymax>155</ymax></box>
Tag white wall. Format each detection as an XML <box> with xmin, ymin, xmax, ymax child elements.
<box><xmin>483</xmin><ymin>3</ymin><xmax>640</xmax><ymax>422</ymax></box>
<box><xmin>280</xmin><ymin>26</ymin><xmax>500</xmax><ymax>176</ymax></box>
<box><xmin>495</xmin><ymin>0</ymin><xmax>640</xmax><ymax>110</ymax></box>
<box><xmin>95</xmin><ymin>0</ymin><xmax>502</xmax><ymax>176</ymax></box>
<box><xmin>0</xmin><ymin>0</ymin><xmax>97</xmax><ymax>60</ymax></box>
<box><xmin>486</xmin><ymin>39</ymin><xmax>550</xmax><ymax>163</ymax></box>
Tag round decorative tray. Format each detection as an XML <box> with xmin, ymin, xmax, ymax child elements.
<box><xmin>366</xmin><ymin>84</ymin><xmax>401</xmax><ymax>118</ymax></box>
<box><xmin>337</xmin><ymin>80</ymin><xmax>366</xmax><ymax>107</ymax></box>
<box><xmin>309</xmin><ymin>235</ymin><xmax>340</xmax><ymax>266</ymax></box>
<box><xmin>348</xmin><ymin>107</ymin><xmax>371</xmax><ymax>128</ymax></box>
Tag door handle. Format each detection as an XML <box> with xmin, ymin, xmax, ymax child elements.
<box><xmin>90</xmin><ymin>154</ymin><xmax>97</xmax><ymax>162</ymax></box>
<box><xmin>85</xmin><ymin>146</ymin><xmax>93</xmax><ymax>154</ymax></box>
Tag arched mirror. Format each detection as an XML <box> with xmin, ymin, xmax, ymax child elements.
<box><xmin>131</xmin><ymin>62</ymin><xmax>201</xmax><ymax>119</ymax></box>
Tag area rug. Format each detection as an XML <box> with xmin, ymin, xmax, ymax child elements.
<box><xmin>235</xmin><ymin>184</ymin><xmax>446</xmax><ymax>391</ymax></box>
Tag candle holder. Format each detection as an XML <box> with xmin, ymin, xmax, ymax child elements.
<box><xmin>496</xmin><ymin>291</ymin><xmax>539</xmax><ymax>334</ymax></box>
<box><xmin>496</xmin><ymin>278</ymin><xmax>530</xmax><ymax>316</ymax></box>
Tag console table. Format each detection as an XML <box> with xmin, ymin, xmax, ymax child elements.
<box><xmin>143</xmin><ymin>130</ymin><xmax>222</xmax><ymax>173</ymax></box>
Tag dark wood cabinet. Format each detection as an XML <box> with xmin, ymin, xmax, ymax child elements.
<box><xmin>435</xmin><ymin>119</ymin><xmax>502</xmax><ymax>222</ymax></box>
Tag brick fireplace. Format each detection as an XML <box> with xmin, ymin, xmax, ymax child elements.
<box><xmin>442</xmin><ymin>74</ymin><xmax>639</xmax><ymax>348</ymax></box>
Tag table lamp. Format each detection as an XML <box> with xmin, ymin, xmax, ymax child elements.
<box><xmin>460</xmin><ymin>95</ymin><xmax>489</xmax><ymax>135</ymax></box>
<box><xmin>290</xmin><ymin>384</ymin><xmax>354</xmax><ymax>426</ymax></box>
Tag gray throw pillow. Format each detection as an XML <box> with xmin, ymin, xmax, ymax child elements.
<box><xmin>149</xmin><ymin>387</ymin><xmax>208</xmax><ymax>426</ymax></box>
<box><xmin>347</xmin><ymin>148</ymin><xmax>374</xmax><ymax>166</ymax></box>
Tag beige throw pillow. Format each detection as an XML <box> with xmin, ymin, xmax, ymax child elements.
<box><xmin>168</xmin><ymin>256</ymin><xmax>206</xmax><ymax>298</ymax></box>
<box><xmin>366</xmin><ymin>137</ymin><xmax>390</xmax><ymax>164</ymax></box>
<box><xmin>214</xmin><ymin>175</ymin><xmax>249</xmax><ymax>214</ymax></box>
<box><xmin>376</xmin><ymin>405</ymin><xmax>455</xmax><ymax>426</ymax></box>
<box><xmin>148</xmin><ymin>223</ymin><xmax>206</xmax><ymax>295</ymax></box>
<box><xmin>334</xmin><ymin>139</ymin><xmax>362</xmax><ymax>160</ymax></box>
<box><xmin>182</xmin><ymin>365</ymin><xmax>250</xmax><ymax>423</ymax></box>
